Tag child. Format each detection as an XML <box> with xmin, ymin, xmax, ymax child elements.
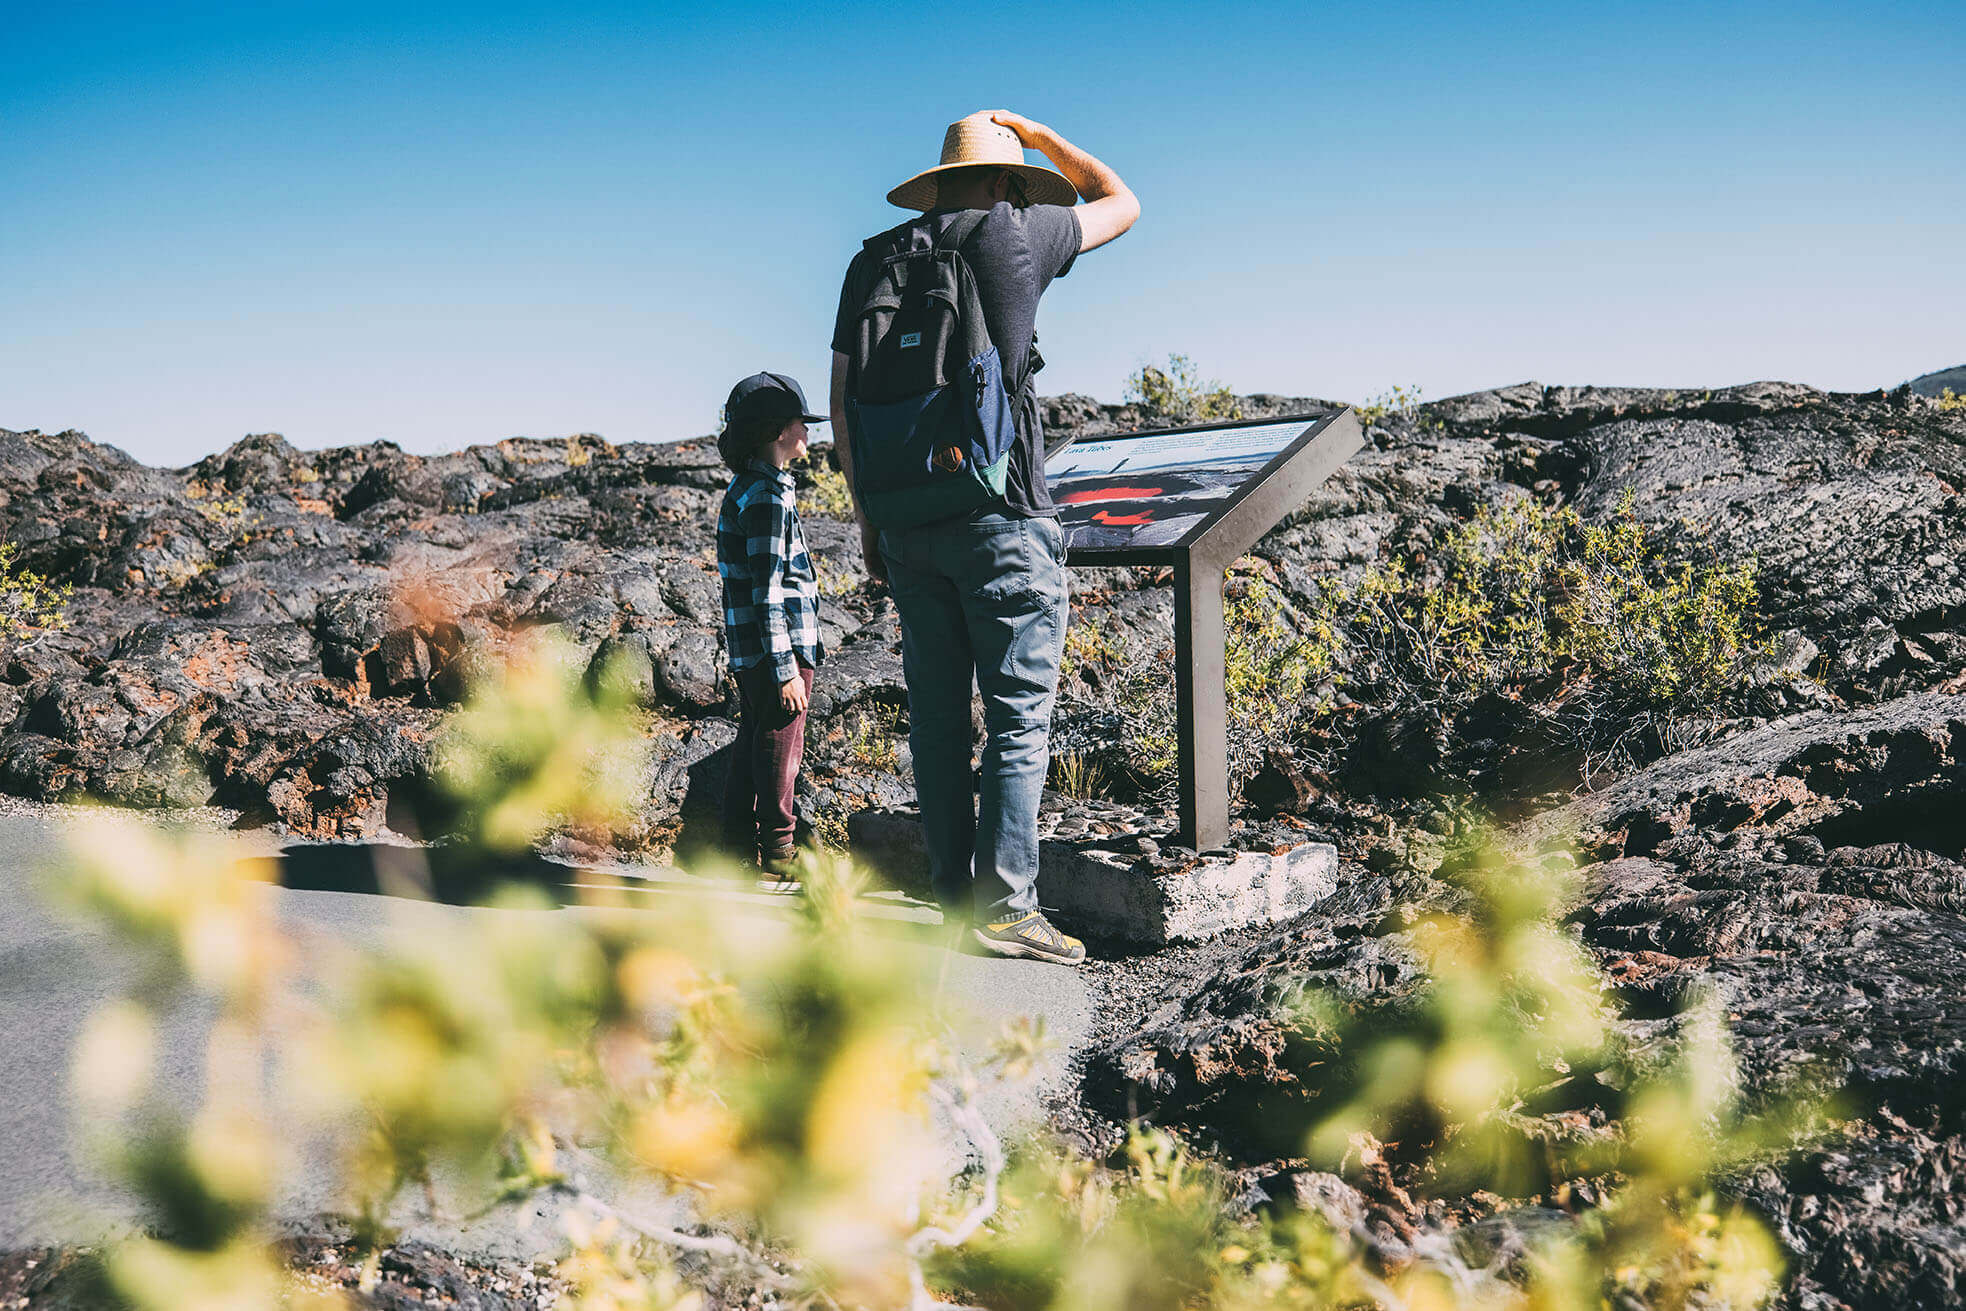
<box><xmin>715</xmin><ymin>372</ymin><xmax>828</xmax><ymax>886</ymax></box>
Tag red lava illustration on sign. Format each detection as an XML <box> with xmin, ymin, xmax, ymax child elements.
<box><xmin>1059</xmin><ymin>485</ymin><xmax>1168</xmax><ymax>527</ymax></box>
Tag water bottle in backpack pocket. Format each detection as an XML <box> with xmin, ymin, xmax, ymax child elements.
<box><xmin>846</xmin><ymin>210</ymin><xmax>1018</xmax><ymax>530</ymax></box>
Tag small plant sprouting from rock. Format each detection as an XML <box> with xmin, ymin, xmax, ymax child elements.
<box><xmin>1125</xmin><ymin>354</ymin><xmax>1246</xmax><ymax>425</ymax></box>
<box><xmin>842</xmin><ymin>702</ymin><xmax>903</xmax><ymax>772</ymax></box>
<box><xmin>183</xmin><ymin>481</ymin><xmax>259</xmax><ymax>542</ymax></box>
<box><xmin>1059</xmin><ymin>614</ymin><xmax>1121</xmax><ymax>689</ymax></box>
<box><xmin>807</xmin><ymin>806</ymin><xmax>852</xmax><ymax>853</ymax></box>
<box><xmin>1049</xmin><ymin>749</ymin><xmax>1106</xmax><ymax>800</ymax></box>
<box><xmin>0</xmin><ymin>539</ymin><xmax>72</xmax><ymax>647</ymax></box>
<box><xmin>1355</xmin><ymin>384</ymin><xmax>1443</xmax><ymax>433</ymax></box>
<box><xmin>1354</xmin><ymin>383</ymin><xmax>1420</xmax><ymax>427</ymax></box>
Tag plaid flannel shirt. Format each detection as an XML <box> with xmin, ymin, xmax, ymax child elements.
<box><xmin>717</xmin><ymin>460</ymin><xmax>823</xmax><ymax>683</ymax></box>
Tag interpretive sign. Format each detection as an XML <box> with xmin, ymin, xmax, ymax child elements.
<box><xmin>1046</xmin><ymin>410</ymin><xmax>1363</xmax><ymax>847</ymax></box>
<box><xmin>1049</xmin><ymin>416</ymin><xmax>1330</xmax><ymax>554</ymax></box>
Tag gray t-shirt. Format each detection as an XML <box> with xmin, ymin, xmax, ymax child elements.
<box><xmin>833</xmin><ymin>201</ymin><xmax>1081</xmax><ymax>518</ymax></box>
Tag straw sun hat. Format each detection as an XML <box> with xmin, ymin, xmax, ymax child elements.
<box><xmin>886</xmin><ymin>112</ymin><xmax>1078</xmax><ymax>211</ymax></box>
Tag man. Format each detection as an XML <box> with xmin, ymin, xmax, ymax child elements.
<box><xmin>830</xmin><ymin>110</ymin><xmax>1139</xmax><ymax>964</ymax></box>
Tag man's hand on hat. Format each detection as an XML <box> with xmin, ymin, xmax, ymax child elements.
<box><xmin>987</xmin><ymin>111</ymin><xmax>1047</xmax><ymax>148</ymax></box>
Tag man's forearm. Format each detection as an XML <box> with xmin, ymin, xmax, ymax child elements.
<box><xmin>831</xmin><ymin>402</ymin><xmax>855</xmax><ymax>492</ymax></box>
<box><xmin>830</xmin><ymin>352</ymin><xmax>888</xmax><ymax>581</ymax></box>
<box><xmin>829</xmin><ymin>352</ymin><xmax>868</xmax><ymax>522</ymax></box>
<box><xmin>1024</xmin><ymin>124</ymin><xmax>1129</xmax><ymax>204</ymax></box>
<box><xmin>990</xmin><ymin>111</ymin><xmax>1138</xmax><ymax>251</ymax></box>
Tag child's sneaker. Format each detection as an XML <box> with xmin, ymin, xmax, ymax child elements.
<box><xmin>973</xmin><ymin>909</ymin><xmax>1085</xmax><ymax>965</ymax></box>
<box><xmin>757</xmin><ymin>847</ymin><xmax>803</xmax><ymax>894</ymax></box>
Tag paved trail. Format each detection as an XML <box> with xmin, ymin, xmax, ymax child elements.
<box><xmin>0</xmin><ymin>807</ymin><xmax>1093</xmax><ymax>1254</ymax></box>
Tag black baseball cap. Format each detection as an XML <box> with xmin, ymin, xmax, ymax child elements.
<box><xmin>723</xmin><ymin>372</ymin><xmax>827</xmax><ymax>429</ymax></box>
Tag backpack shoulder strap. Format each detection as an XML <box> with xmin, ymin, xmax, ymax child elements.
<box><xmin>935</xmin><ymin>209</ymin><xmax>988</xmax><ymax>254</ymax></box>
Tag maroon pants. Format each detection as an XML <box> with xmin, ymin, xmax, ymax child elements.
<box><xmin>722</xmin><ymin>662</ymin><xmax>812</xmax><ymax>860</ymax></box>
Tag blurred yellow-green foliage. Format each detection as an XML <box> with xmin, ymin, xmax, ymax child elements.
<box><xmin>48</xmin><ymin>626</ymin><xmax>1795</xmax><ymax>1310</ymax></box>
<box><xmin>1293</xmin><ymin>838</ymin><xmax>1787</xmax><ymax>1309</ymax></box>
<box><xmin>430</xmin><ymin>629</ymin><xmax>651</xmax><ymax>853</ymax></box>
<box><xmin>928</xmin><ymin>833</ymin><xmax>1789</xmax><ymax>1311</ymax></box>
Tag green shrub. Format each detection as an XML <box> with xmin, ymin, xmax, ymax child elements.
<box><xmin>1061</xmin><ymin>494</ymin><xmax>1762</xmax><ymax>800</ymax></box>
<box><xmin>1307</xmin><ymin>492</ymin><xmax>1766</xmax><ymax>772</ymax></box>
<box><xmin>1937</xmin><ymin>387</ymin><xmax>1965</xmax><ymax>412</ymax></box>
<box><xmin>1056</xmin><ymin>563</ymin><xmax>1323</xmax><ymax>802</ymax></box>
<box><xmin>1222</xmin><ymin>564</ymin><xmax>1326</xmax><ymax>780</ymax></box>
<box><xmin>1354</xmin><ymin>383</ymin><xmax>1424</xmax><ymax>428</ymax></box>
<box><xmin>1125</xmin><ymin>354</ymin><xmax>1245</xmax><ymax>425</ymax></box>
<box><xmin>0</xmin><ymin>540</ymin><xmax>71</xmax><ymax>646</ymax></box>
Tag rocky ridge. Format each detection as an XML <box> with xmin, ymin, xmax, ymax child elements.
<box><xmin>0</xmin><ymin>427</ymin><xmax>912</xmax><ymax>849</ymax></box>
<box><xmin>5</xmin><ymin>379</ymin><xmax>1966</xmax><ymax>1307</ymax></box>
<box><xmin>1906</xmin><ymin>364</ymin><xmax>1965</xmax><ymax>399</ymax></box>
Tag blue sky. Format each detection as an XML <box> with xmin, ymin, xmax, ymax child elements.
<box><xmin>3</xmin><ymin>1</ymin><xmax>1960</xmax><ymax>466</ymax></box>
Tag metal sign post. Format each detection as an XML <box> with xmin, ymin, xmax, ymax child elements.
<box><xmin>1172</xmin><ymin>551</ymin><xmax>1229</xmax><ymax>849</ymax></box>
<box><xmin>1047</xmin><ymin>409</ymin><xmax>1363</xmax><ymax>850</ymax></box>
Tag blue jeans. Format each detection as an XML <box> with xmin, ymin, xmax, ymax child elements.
<box><xmin>879</xmin><ymin>511</ymin><xmax>1067</xmax><ymax>919</ymax></box>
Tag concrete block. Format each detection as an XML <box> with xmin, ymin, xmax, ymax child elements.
<box><xmin>847</xmin><ymin>807</ymin><xmax>1339</xmax><ymax>945</ymax></box>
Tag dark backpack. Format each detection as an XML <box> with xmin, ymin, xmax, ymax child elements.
<box><xmin>843</xmin><ymin>210</ymin><xmax>1020</xmax><ymax>530</ymax></box>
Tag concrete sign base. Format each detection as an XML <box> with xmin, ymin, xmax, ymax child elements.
<box><xmin>847</xmin><ymin>806</ymin><xmax>1339</xmax><ymax>945</ymax></box>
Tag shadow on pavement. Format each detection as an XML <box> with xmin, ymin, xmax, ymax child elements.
<box><xmin>276</xmin><ymin>841</ymin><xmax>961</xmax><ymax>948</ymax></box>
<box><xmin>277</xmin><ymin>841</ymin><xmax>571</xmax><ymax>905</ymax></box>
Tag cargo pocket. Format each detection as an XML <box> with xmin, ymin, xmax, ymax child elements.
<box><xmin>972</xmin><ymin>518</ymin><xmax>1063</xmax><ymax>619</ymax></box>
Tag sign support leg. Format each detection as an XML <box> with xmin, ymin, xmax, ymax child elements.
<box><xmin>1174</xmin><ymin>555</ymin><xmax>1229</xmax><ymax>851</ymax></box>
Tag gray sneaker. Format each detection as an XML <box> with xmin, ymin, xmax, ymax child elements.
<box><xmin>972</xmin><ymin>909</ymin><xmax>1086</xmax><ymax>965</ymax></box>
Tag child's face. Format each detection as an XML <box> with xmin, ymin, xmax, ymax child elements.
<box><xmin>766</xmin><ymin>420</ymin><xmax>809</xmax><ymax>467</ymax></box>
